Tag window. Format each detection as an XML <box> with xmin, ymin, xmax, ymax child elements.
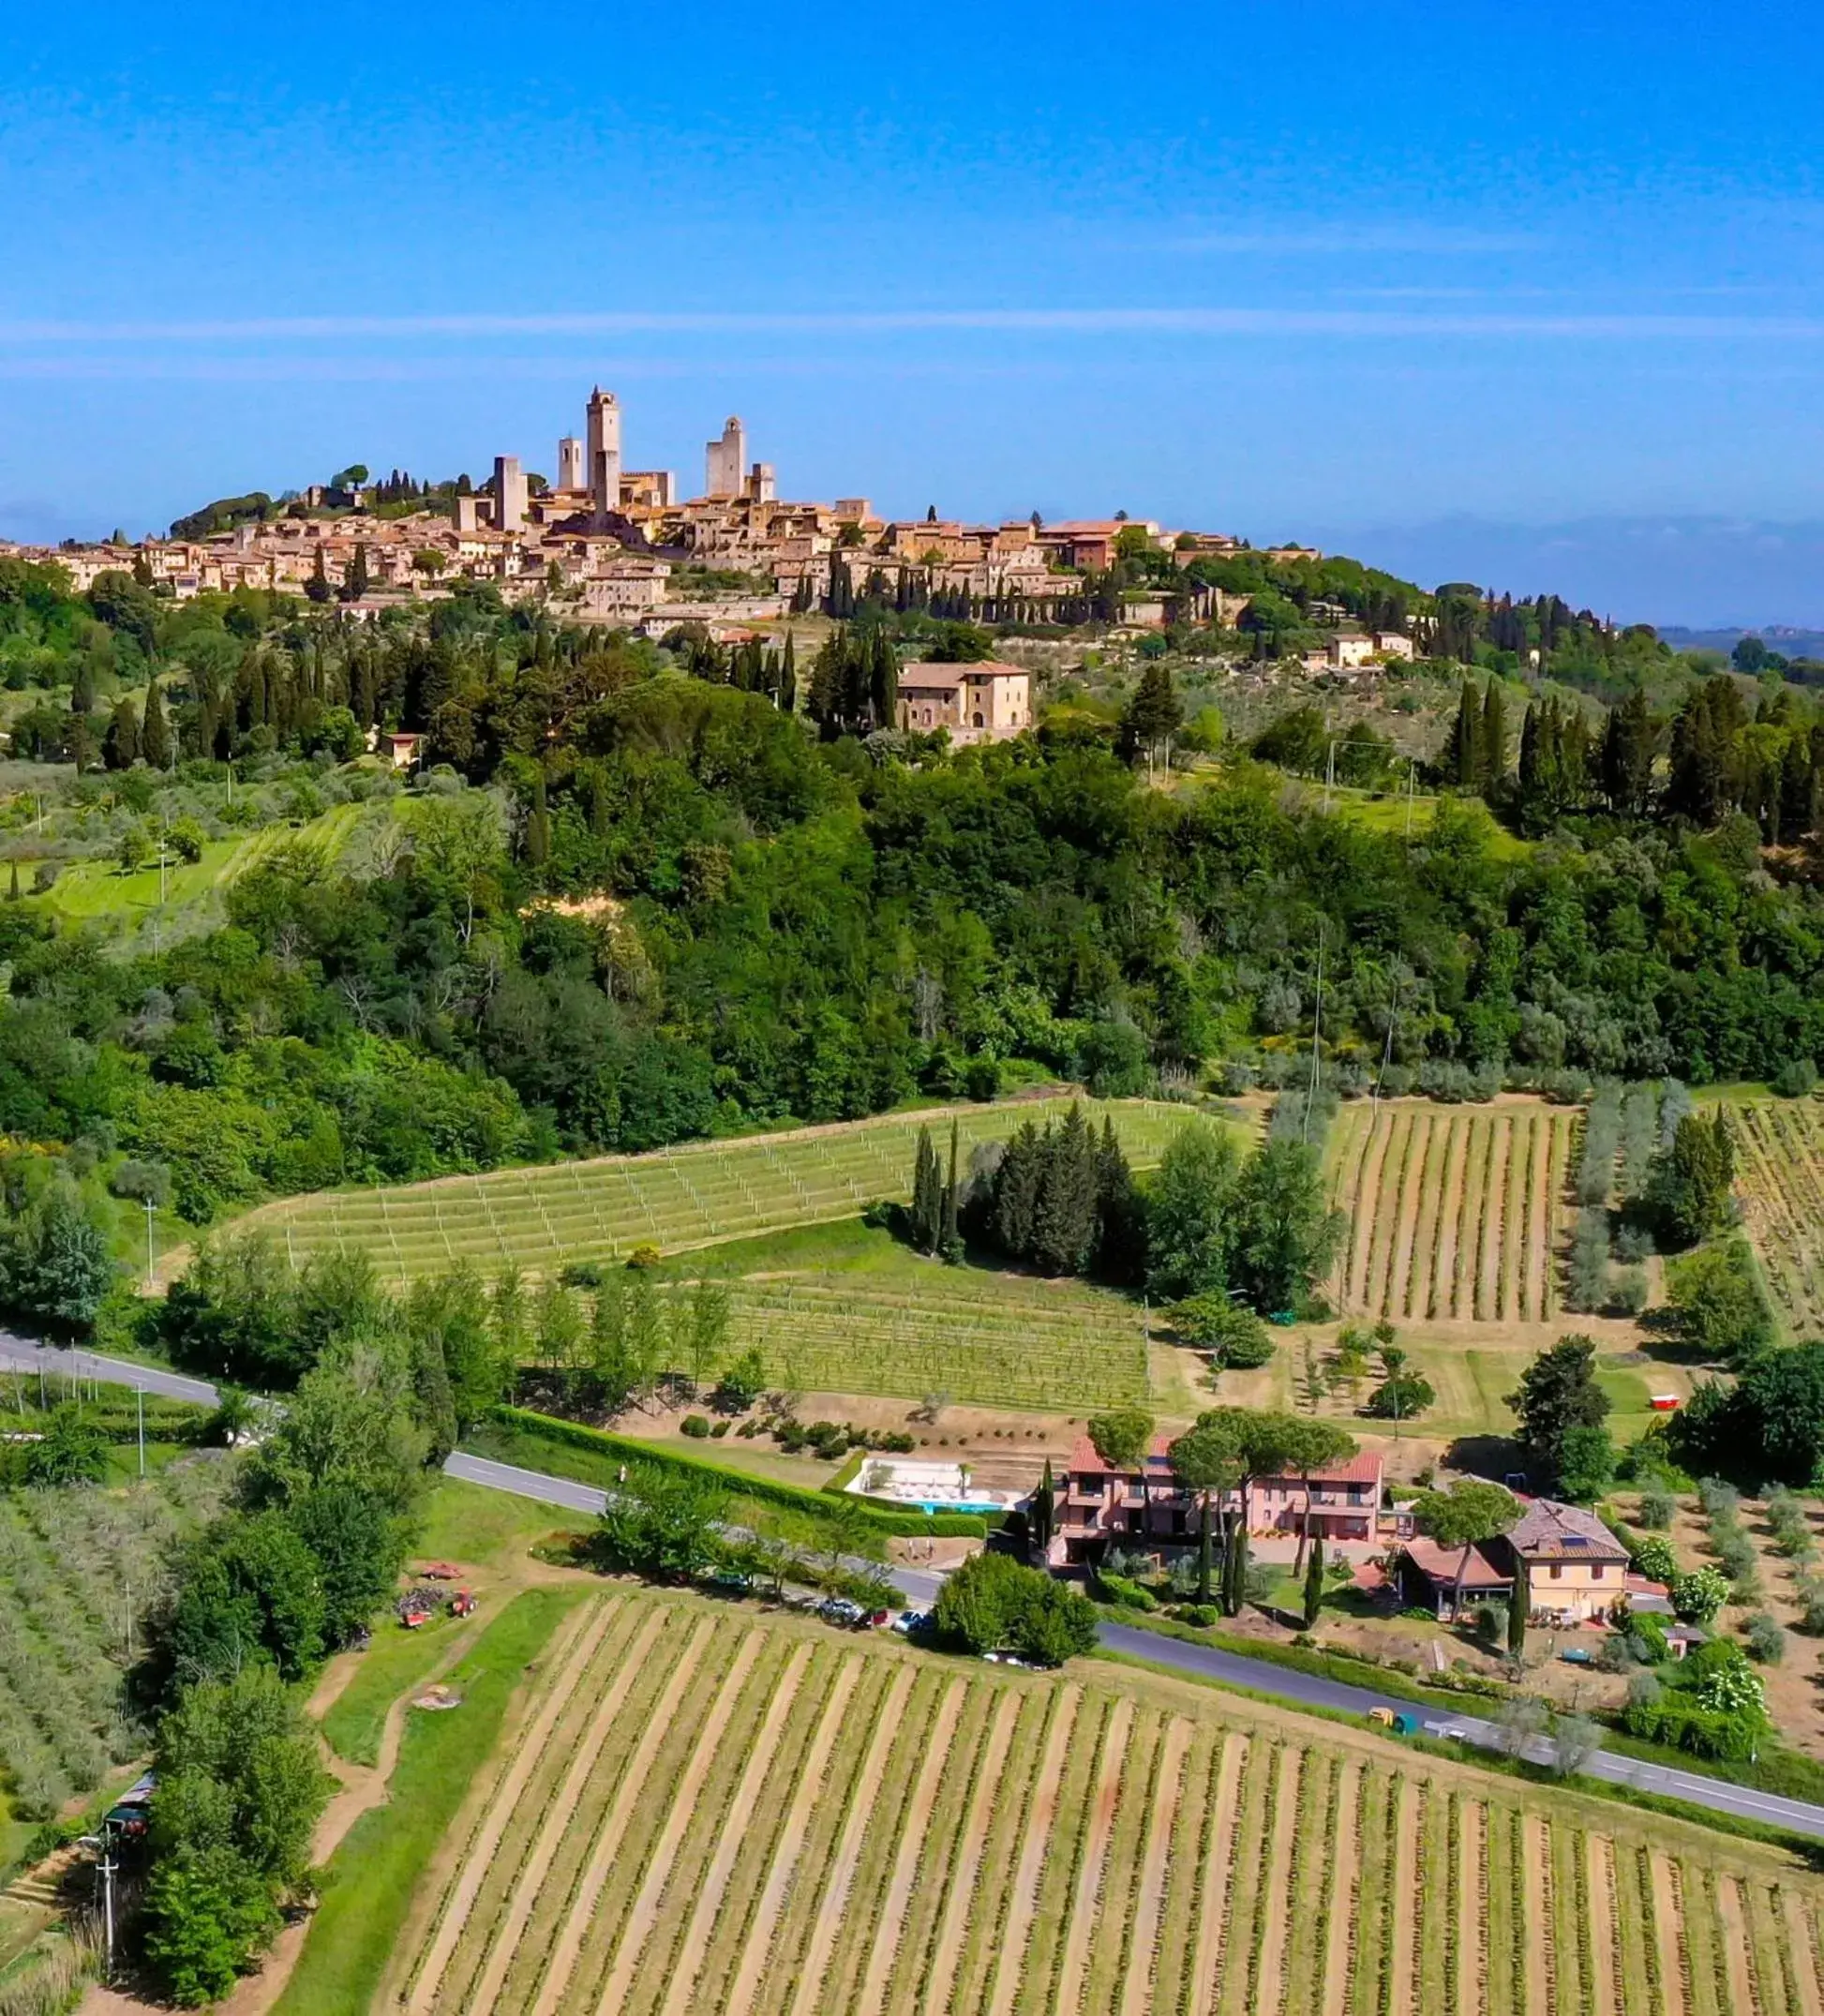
<box><xmin>1591</xmin><ymin>1564</ymin><xmax>1605</xmax><ymax>1579</ymax></box>
<box><xmin>1548</xmin><ymin>1563</ymin><xmax>1562</xmax><ymax>1580</ymax></box>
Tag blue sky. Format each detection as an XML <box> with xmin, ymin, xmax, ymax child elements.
<box><xmin>3</xmin><ymin>2</ymin><xmax>1822</xmax><ymax>623</ymax></box>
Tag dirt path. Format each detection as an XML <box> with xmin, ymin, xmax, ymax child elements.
<box><xmin>1317</xmin><ymin>1761</ymin><xmax>1359</xmax><ymax>2016</ymax></box>
<box><xmin>1718</xmin><ymin>1875</ymin><xmax>1758</xmax><ymax>2016</ymax></box>
<box><xmin>657</xmin><ymin>1640</ymin><xmax>813</xmax><ymax>2016</ymax></box>
<box><xmin>1501</xmin><ymin>1119</ymin><xmax>1528</xmax><ymax>1324</ymax></box>
<box><xmin>1520</xmin><ymin>1814</ymin><xmax>1551</xmax><ymax>2016</ymax></box>
<box><xmin>1116</xmin><ymin>1714</ymin><xmax>1191</xmax><ymax>2016</ymax></box>
<box><xmin>781</xmin><ymin>1664</ymin><xmax>918</xmax><ymax>2016</ymax></box>
<box><xmin>1347</xmin><ymin>1110</ymin><xmax>1397</xmax><ymax>1311</ymax></box>
<box><xmin>1253</xmin><ymin>1745</ymin><xmax>1302</xmax><ymax>2016</ymax></box>
<box><xmin>1456</xmin><ymin>1796</ymin><xmax>1482</xmax><ymax>2016</ymax></box>
<box><xmin>1587</xmin><ymin>1833</ymin><xmax>1618</xmax><ymax>2016</ymax></box>
<box><xmin>1365</xmin><ymin>1110</ymin><xmax>1413</xmax><ymax>1317</ymax></box>
<box><xmin>456</xmin><ymin>1605</ymin><xmax>665</xmax><ymax>2016</ymax></box>
<box><xmin>587</xmin><ymin>1629</ymin><xmax>769</xmax><ymax>2016</ymax></box>
<box><xmin>1386</xmin><ymin>1112</ymin><xmax>1431</xmax><ymax>1322</ymax></box>
<box><xmin>1054</xmin><ymin>1695</ymin><xmax>1136</xmax><ymax>2015</ymax></box>
<box><xmin>1784</xmin><ymin>1886</ymin><xmax>1823</xmax><ymax>2016</ymax></box>
<box><xmin>1525</xmin><ymin>1114</ymin><xmax>1553</xmax><ymax>1324</ymax></box>
<box><xmin>971</xmin><ymin>1685</ymin><xmax>1079</xmax><ymax>2016</ymax></box>
<box><xmin>1454</xmin><ymin>1116</ymin><xmax>1488</xmax><ymax>1320</ymax></box>
<box><xmin>853</xmin><ymin>1676</ymin><xmax>970</xmax><ymax>2016</ymax></box>
<box><xmin>1186</xmin><ymin>1731</ymin><xmax>1247</xmax><ymax>2016</ymax></box>
<box><xmin>1388</xmin><ymin>1776</ymin><xmax>1420</xmax><ymax>2016</ymax></box>
<box><xmin>527</xmin><ymin>1614</ymin><xmax>718</xmax><ymax>2016</ymax></box>
<box><xmin>720</xmin><ymin>1657</ymin><xmax>865</xmax><ymax>2016</ymax></box>
<box><xmin>404</xmin><ymin>1596</ymin><xmax>614</xmax><ymax>2014</ymax></box>
<box><xmin>918</xmin><ymin>1685</ymin><xmax>1024</xmax><ymax>2016</ymax></box>
<box><xmin>1477</xmin><ymin>1119</ymin><xmax>1507</xmax><ymax>1322</ymax></box>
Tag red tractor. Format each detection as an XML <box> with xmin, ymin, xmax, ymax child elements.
<box><xmin>450</xmin><ymin>1590</ymin><xmax>476</xmax><ymax>1619</ymax></box>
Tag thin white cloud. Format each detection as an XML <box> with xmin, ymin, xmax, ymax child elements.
<box><xmin>4</xmin><ymin>306</ymin><xmax>1824</xmax><ymax>345</ymax></box>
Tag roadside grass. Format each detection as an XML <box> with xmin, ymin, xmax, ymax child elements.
<box><xmin>411</xmin><ymin>1474</ymin><xmax>573</xmax><ymax>1570</ymax></box>
<box><xmin>274</xmin><ymin>1587</ymin><xmax>584</xmax><ymax>2016</ymax></box>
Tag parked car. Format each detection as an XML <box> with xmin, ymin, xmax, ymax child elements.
<box><xmin>818</xmin><ymin>1597</ymin><xmax>867</xmax><ymax>1628</ymax></box>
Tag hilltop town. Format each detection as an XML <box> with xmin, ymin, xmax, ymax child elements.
<box><xmin>11</xmin><ymin>383</ymin><xmax>1417</xmax><ymax>668</ymax></box>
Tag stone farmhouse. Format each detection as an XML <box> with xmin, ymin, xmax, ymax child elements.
<box><xmin>1396</xmin><ymin>1496</ymin><xmax>1634</xmax><ymax>1626</ymax></box>
<box><xmin>896</xmin><ymin>661</ymin><xmax>1032</xmax><ymax>744</ymax></box>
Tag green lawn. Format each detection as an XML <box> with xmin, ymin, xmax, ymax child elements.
<box><xmin>320</xmin><ymin>1615</ymin><xmax>469</xmax><ymax>1769</ymax></box>
<box><xmin>275</xmin><ymin>1588</ymin><xmax>584</xmax><ymax>2016</ymax></box>
<box><xmin>411</xmin><ymin>1474</ymin><xmax>574</xmax><ymax>1569</ymax></box>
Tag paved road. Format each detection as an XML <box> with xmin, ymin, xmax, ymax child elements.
<box><xmin>0</xmin><ymin>1334</ymin><xmax>220</xmax><ymax>1407</ymax></box>
<box><xmin>442</xmin><ymin>1450</ymin><xmax>1824</xmax><ymax>1844</ymax></box>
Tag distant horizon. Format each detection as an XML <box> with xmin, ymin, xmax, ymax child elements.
<box><xmin>6</xmin><ymin>2</ymin><xmax>1820</xmax><ymax>629</ymax></box>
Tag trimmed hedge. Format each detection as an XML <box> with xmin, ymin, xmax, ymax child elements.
<box><xmin>486</xmin><ymin>1408</ymin><xmax>991</xmax><ymax>1538</ymax></box>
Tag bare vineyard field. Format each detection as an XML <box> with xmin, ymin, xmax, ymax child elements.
<box><xmin>389</xmin><ymin>1586</ymin><xmax>1823</xmax><ymax>2016</ymax></box>
<box><xmin>206</xmin><ymin>1098</ymin><xmax>1221</xmax><ymax>1290</ymax></box>
<box><xmin>1324</xmin><ymin>1099</ymin><xmax>1577</xmax><ymax>1323</ymax></box>
<box><xmin>1730</xmin><ymin>1098</ymin><xmax>1824</xmax><ymax>1334</ymax></box>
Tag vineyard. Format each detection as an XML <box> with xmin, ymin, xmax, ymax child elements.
<box><xmin>0</xmin><ymin>1463</ymin><xmax>232</xmax><ymax>1823</ymax></box>
<box><xmin>694</xmin><ymin>1268</ymin><xmax>1150</xmax><ymax>1411</ymax></box>
<box><xmin>390</xmin><ymin>1587</ymin><xmax>1822</xmax><ymax>2015</ymax></box>
<box><xmin>1730</xmin><ymin>1098</ymin><xmax>1824</xmax><ymax>1334</ymax></box>
<box><xmin>1325</xmin><ymin>1099</ymin><xmax>1578</xmax><ymax>1324</ymax></box>
<box><xmin>210</xmin><ymin>1098</ymin><xmax>1220</xmax><ymax>1290</ymax></box>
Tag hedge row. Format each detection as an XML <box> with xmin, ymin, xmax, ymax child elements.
<box><xmin>486</xmin><ymin>1408</ymin><xmax>991</xmax><ymax>1538</ymax></box>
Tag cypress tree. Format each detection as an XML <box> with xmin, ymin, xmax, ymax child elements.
<box><xmin>1447</xmin><ymin>679</ymin><xmax>1480</xmax><ymax>785</ymax></box>
<box><xmin>1507</xmin><ymin>1567</ymin><xmax>1528</xmax><ymax>1655</ymax></box>
<box><xmin>104</xmin><ymin>694</ymin><xmax>141</xmax><ymax>770</ymax></box>
<box><xmin>910</xmin><ymin>1127</ymin><xmax>941</xmax><ymax>1252</ymax></box>
<box><xmin>140</xmin><ymin>679</ymin><xmax>171</xmax><ymax>769</ymax></box>
<box><xmin>1032</xmin><ymin>1458</ymin><xmax>1054</xmax><ymax>1561</ymax></box>
<box><xmin>941</xmin><ymin>1118</ymin><xmax>961</xmax><ymax>1257</ymax></box>
<box><xmin>1302</xmin><ymin>1532</ymin><xmax>1326</xmax><ymax>1627</ymax></box>
<box><xmin>1478</xmin><ymin>681</ymin><xmax>1507</xmax><ymax>787</ymax></box>
<box><xmin>7</xmin><ymin>863</ymin><xmax>17</xmax><ymax>902</ymax></box>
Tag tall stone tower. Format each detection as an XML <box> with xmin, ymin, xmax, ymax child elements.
<box><xmin>586</xmin><ymin>388</ymin><xmax>622</xmax><ymax>515</ymax></box>
<box><xmin>493</xmin><ymin>455</ymin><xmax>528</xmax><ymax>533</ymax></box>
<box><xmin>705</xmin><ymin>416</ymin><xmax>747</xmax><ymax>500</ymax></box>
<box><xmin>557</xmin><ymin>436</ymin><xmax>584</xmax><ymax>493</ymax></box>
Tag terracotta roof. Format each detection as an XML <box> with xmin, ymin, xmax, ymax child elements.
<box><xmin>1401</xmin><ymin>1537</ymin><xmax>1511</xmax><ymax>1590</ymax></box>
<box><xmin>1507</xmin><ymin>1499</ymin><xmax>1629</xmax><ymax>1563</ymax></box>
<box><xmin>1067</xmin><ymin>1435</ymin><xmax>1383</xmax><ymax>1490</ymax></box>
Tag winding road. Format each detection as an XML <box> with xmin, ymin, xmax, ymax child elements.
<box><xmin>7</xmin><ymin>1335</ymin><xmax>1818</xmax><ymax>1849</ymax></box>
<box><xmin>442</xmin><ymin>1448</ymin><xmax>1824</xmax><ymax>1844</ymax></box>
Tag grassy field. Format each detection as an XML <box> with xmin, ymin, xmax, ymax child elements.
<box><xmin>17</xmin><ymin>796</ymin><xmax>395</xmax><ymax>946</ymax></box>
<box><xmin>276</xmin><ymin>1588</ymin><xmax>586</xmax><ymax>2016</ymax></box>
<box><xmin>1728</xmin><ymin>1097</ymin><xmax>1824</xmax><ymax>1334</ymax></box>
<box><xmin>336</xmin><ymin>1582</ymin><xmax>1824</xmax><ymax>2016</ymax></box>
<box><xmin>1324</xmin><ymin>1098</ymin><xmax>1578</xmax><ymax>1324</ymax></box>
<box><xmin>203</xmin><ymin>1097</ymin><xmax>1231</xmax><ymax>1291</ymax></box>
<box><xmin>1219</xmin><ymin>1322</ymin><xmax>1694</xmax><ymax>1449</ymax></box>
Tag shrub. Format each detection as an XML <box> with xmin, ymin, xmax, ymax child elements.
<box><xmin>1698</xmin><ymin>1477</ymin><xmax>1741</xmax><ymax>1521</ymax></box>
<box><xmin>1772</xmin><ymin>1057</ymin><xmax>1818</xmax><ymax>1099</ymax></box>
<box><xmin>1636</xmin><ymin>1489</ymin><xmax>1676</xmax><ymax>1531</ymax></box>
<box><xmin>1176</xmin><ymin>1603</ymin><xmax>1221</xmax><ymax>1627</ymax></box>
<box><xmin>1798</xmin><ymin>1578</ymin><xmax>1824</xmax><ymax>1635</ymax></box>
<box><xmin>1631</xmin><ymin>1536</ymin><xmax>1678</xmax><ymax>1585</ymax></box>
<box><xmin>1669</xmin><ymin>1565</ymin><xmax>1730</xmax><ymax>1625</ymax></box>
<box><xmin>1744</xmin><ymin>1611</ymin><xmax>1787</xmax><ymax>1664</ymax></box>
<box><xmin>934</xmin><ymin>1552</ymin><xmax>1098</xmax><ymax>1665</ymax></box>
<box><xmin>1093</xmin><ymin>1570</ymin><xmax>1158</xmax><ymax>1612</ymax></box>
<box><xmin>680</xmin><ymin>1413</ymin><xmax>711</xmax><ymax>1439</ymax></box>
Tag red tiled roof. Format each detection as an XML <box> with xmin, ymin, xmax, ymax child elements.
<box><xmin>1400</xmin><ymin>1537</ymin><xmax>1511</xmax><ymax>1590</ymax></box>
<box><xmin>1508</xmin><ymin>1499</ymin><xmax>1629</xmax><ymax>1563</ymax></box>
<box><xmin>1067</xmin><ymin>1435</ymin><xmax>1383</xmax><ymax>1490</ymax></box>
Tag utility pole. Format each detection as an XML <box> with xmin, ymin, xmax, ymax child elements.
<box><xmin>1304</xmin><ymin>922</ymin><xmax>1326</xmax><ymax>1144</ymax></box>
<box><xmin>136</xmin><ymin>1383</ymin><xmax>145</xmax><ymax>1479</ymax></box>
<box><xmin>144</xmin><ymin>1196</ymin><xmax>156</xmax><ymax>1288</ymax></box>
<box><xmin>1323</xmin><ymin>736</ymin><xmax>1337</xmax><ymax>813</ymax></box>
<box><xmin>1373</xmin><ymin>976</ymin><xmax>1401</xmax><ymax>1113</ymax></box>
<box><xmin>80</xmin><ymin>1832</ymin><xmax>116</xmax><ymax>1978</ymax></box>
<box><xmin>1404</xmin><ymin>758</ymin><xmax>1417</xmax><ymax>837</ymax></box>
